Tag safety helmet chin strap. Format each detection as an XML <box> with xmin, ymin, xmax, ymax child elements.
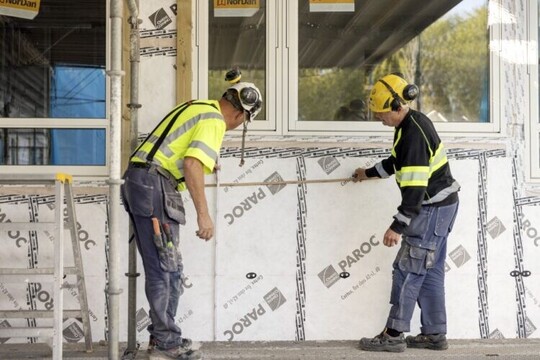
<box><xmin>239</xmin><ymin>116</ymin><xmax>248</xmax><ymax>167</ymax></box>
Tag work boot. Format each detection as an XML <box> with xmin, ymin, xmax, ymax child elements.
<box><xmin>150</xmin><ymin>346</ymin><xmax>201</xmax><ymax>360</ymax></box>
<box><xmin>358</xmin><ymin>331</ymin><xmax>406</xmax><ymax>352</ymax></box>
<box><xmin>148</xmin><ymin>335</ymin><xmax>193</xmax><ymax>353</ymax></box>
<box><xmin>406</xmin><ymin>333</ymin><xmax>448</xmax><ymax>350</ymax></box>
<box><xmin>148</xmin><ymin>335</ymin><xmax>157</xmax><ymax>352</ymax></box>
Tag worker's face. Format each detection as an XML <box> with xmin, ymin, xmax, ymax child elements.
<box><xmin>372</xmin><ymin>109</ymin><xmax>402</xmax><ymax>127</ymax></box>
<box><xmin>230</xmin><ymin>109</ymin><xmax>246</xmax><ymax>130</ymax></box>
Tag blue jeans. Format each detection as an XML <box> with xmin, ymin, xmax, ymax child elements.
<box><xmin>386</xmin><ymin>201</ymin><xmax>459</xmax><ymax>335</ymax></box>
<box><xmin>121</xmin><ymin>166</ymin><xmax>187</xmax><ymax>350</ymax></box>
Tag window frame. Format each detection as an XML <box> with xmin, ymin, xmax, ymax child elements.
<box><xmin>197</xmin><ymin>0</ymin><xmax>505</xmax><ymax>138</ymax></box>
<box><xmin>526</xmin><ymin>0</ymin><xmax>540</xmax><ymax>181</ymax></box>
<box><xmin>0</xmin><ymin>119</ymin><xmax>110</xmax><ymax>178</ymax></box>
<box><xmin>0</xmin><ymin>0</ymin><xmax>110</xmax><ymax>179</ymax></box>
<box><xmin>195</xmin><ymin>0</ymin><xmax>279</xmax><ymax>133</ymax></box>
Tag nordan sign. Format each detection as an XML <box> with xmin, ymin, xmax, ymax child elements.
<box><xmin>0</xmin><ymin>0</ymin><xmax>41</xmax><ymax>19</ymax></box>
<box><xmin>214</xmin><ymin>0</ymin><xmax>259</xmax><ymax>17</ymax></box>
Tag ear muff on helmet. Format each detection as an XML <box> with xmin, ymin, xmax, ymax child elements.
<box><xmin>239</xmin><ymin>87</ymin><xmax>260</xmax><ymax>107</ymax></box>
<box><xmin>402</xmin><ymin>84</ymin><xmax>419</xmax><ymax>101</ymax></box>
<box><xmin>389</xmin><ymin>72</ymin><xmax>420</xmax><ymax>102</ymax></box>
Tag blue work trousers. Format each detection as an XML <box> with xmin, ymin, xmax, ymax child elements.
<box><xmin>386</xmin><ymin>201</ymin><xmax>459</xmax><ymax>335</ymax></box>
<box><xmin>121</xmin><ymin>165</ymin><xmax>187</xmax><ymax>350</ymax></box>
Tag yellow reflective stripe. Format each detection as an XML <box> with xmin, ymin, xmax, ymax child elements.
<box><xmin>391</xmin><ymin>128</ymin><xmax>402</xmax><ymax>158</ymax></box>
<box><xmin>396</xmin><ymin>166</ymin><xmax>429</xmax><ymax>187</ymax></box>
<box><xmin>429</xmin><ymin>144</ymin><xmax>448</xmax><ymax>175</ymax></box>
<box><xmin>131</xmin><ymin>101</ymin><xmax>224</xmax><ymax>179</ymax></box>
<box><xmin>161</xmin><ymin>113</ymin><xmax>223</xmax><ymax>157</ymax></box>
<box><xmin>184</xmin><ymin>147</ymin><xmax>217</xmax><ymax>174</ymax></box>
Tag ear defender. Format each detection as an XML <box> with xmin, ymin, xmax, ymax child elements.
<box><xmin>390</xmin><ymin>72</ymin><xmax>419</xmax><ymax>102</ymax></box>
<box><xmin>402</xmin><ymin>84</ymin><xmax>419</xmax><ymax>101</ymax></box>
<box><xmin>239</xmin><ymin>87</ymin><xmax>259</xmax><ymax>106</ymax></box>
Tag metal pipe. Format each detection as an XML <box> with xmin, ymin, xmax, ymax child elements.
<box><xmin>107</xmin><ymin>0</ymin><xmax>124</xmax><ymax>359</ymax></box>
<box><xmin>124</xmin><ymin>0</ymin><xmax>141</xmax><ymax>357</ymax></box>
<box><xmin>213</xmin><ymin>171</ymin><xmax>220</xmax><ymax>340</ymax></box>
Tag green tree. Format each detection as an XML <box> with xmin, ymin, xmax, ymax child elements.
<box><xmin>372</xmin><ymin>6</ymin><xmax>489</xmax><ymax>122</ymax></box>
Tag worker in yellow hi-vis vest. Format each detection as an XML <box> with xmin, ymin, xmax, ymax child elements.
<box><xmin>121</xmin><ymin>69</ymin><xmax>262</xmax><ymax>360</ymax></box>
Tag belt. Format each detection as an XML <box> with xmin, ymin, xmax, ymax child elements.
<box><xmin>129</xmin><ymin>162</ymin><xmax>183</xmax><ymax>188</ymax></box>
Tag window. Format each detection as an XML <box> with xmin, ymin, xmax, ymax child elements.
<box><xmin>197</xmin><ymin>0</ymin><xmax>499</xmax><ymax>136</ymax></box>
<box><xmin>199</xmin><ymin>0</ymin><xmax>277</xmax><ymax>131</ymax></box>
<box><xmin>0</xmin><ymin>0</ymin><xmax>108</xmax><ymax>177</ymax></box>
<box><xmin>527</xmin><ymin>0</ymin><xmax>540</xmax><ymax>181</ymax></box>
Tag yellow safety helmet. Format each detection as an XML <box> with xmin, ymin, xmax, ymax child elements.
<box><xmin>368</xmin><ymin>73</ymin><xmax>418</xmax><ymax>113</ymax></box>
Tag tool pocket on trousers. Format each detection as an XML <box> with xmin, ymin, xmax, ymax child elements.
<box><xmin>434</xmin><ymin>203</ymin><xmax>458</xmax><ymax>237</ymax></box>
<box><xmin>152</xmin><ymin>235</ymin><xmax>179</xmax><ymax>272</ymax></box>
<box><xmin>402</xmin><ymin>208</ymin><xmax>430</xmax><ymax>238</ymax></box>
<box><xmin>397</xmin><ymin>244</ymin><xmax>428</xmax><ymax>275</ymax></box>
<box><xmin>123</xmin><ymin>177</ymin><xmax>154</xmax><ymax>217</ymax></box>
<box><xmin>402</xmin><ymin>208</ymin><xmax>431</xmax><ymax>249</ymax></box>
<box><xmin>162</xmin><ymin>184</ymin><xmax>186</xmax><ymax>225</ymax></box>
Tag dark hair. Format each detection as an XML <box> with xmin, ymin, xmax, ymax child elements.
<box><xmin>223</xmin><ymin>90</ymin><xmax>244</xmax><ymax>112</ymax></box>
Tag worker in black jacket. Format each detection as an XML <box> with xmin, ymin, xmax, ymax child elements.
<box><xmin>353</xmin><ymin>73</ymin><xmax>460</xmax><ymax>353</ymax></box>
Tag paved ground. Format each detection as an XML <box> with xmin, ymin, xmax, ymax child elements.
<box><xmin>0</xmin><ymin>339</ymin><xmax>539</xmax><ymax>359</ymax></box>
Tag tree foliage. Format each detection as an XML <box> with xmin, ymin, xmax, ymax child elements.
<box><xmin>298</xmin><ymin>4</ymin><xmax>489</xmax><ymax>122</ymax></box>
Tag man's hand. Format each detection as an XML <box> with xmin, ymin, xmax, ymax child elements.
<box><xmin>383</xmin><ymin>227</ymin><xmax>401</xmax><ymax>247</ymax></box>
<box><xmin>196</xmin><ymin>212</ymin><xmax>214</xmax><ymax>241</ymax></box>
<box><xmin>352</xmin><ymin>167</ymin><xmax>369</xmax><ymax>182</ymax></box>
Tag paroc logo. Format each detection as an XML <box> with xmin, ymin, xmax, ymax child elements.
<box><xmin>63</xmin><ymin>321</ymin><xmax>84</xmax><ymax>343</ymax></box>
<box><xmin>449</xmin><ymin>245</ymin><xmax>471</xmax><ymax>268</ymax></box>
<box><xmin>136</xmin><ymin>308</ymin><xmax>151</xmax><ymax>332</ymax></box>
<box><xmin>489</xmin><ymin>329</ymin><xmax>505</xmax><ymax>339</ymax></box>
<box><xmin>522</xmin><ymin>217</ymin><xmax>540</xmax><ymax>246</ymax></box>
<box><xmin>525</xmin><ymin>317</ymin><xmax>537</xmax><ymax>338</ymax></box>
<box><xmin>318</xmin><ymin>265</ymin><xmax>340</xmax><ymax>288</ymax></box>
<box><xmin>223</xmin><ymin>286</ymin><xmax>286</xmax><ymax>341</ymax></box>
<box><xmin>263</xmin><ymin>287</ymin><xmax>286</xmax><ymax>311</ymax></box>
<box><xmin>149</xmin><ymin>8</ymin><xmax>172</xmax><ymax>30</ymax></box>
<box><xmin>0</xmin><ymin>320</ymin><xmax>11</xmax><ymax>344</ymax></box>
<box><xmin>224</xmin><ymin>188</ymin><xmax>267</xmax><ymax>225</ymax></box>
<box><xmin>264</xmin><ymin>172</ymin><xmax>286</xmax><ymax>195</ymax></box>
<box><xmin>317</xmin><ymin>157</ymin><xmax>340</xmax><ymax>175</ymax></box>
<box><xmin>487</xmin><ymin>216</ymin><xmax>506</xmax><ymax>239</ymax></box>
<box><xmin>318</xmin><ymin>235</ymin><xmax>380</xmax><ymax>289</ymax></box>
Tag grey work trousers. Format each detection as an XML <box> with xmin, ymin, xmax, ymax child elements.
<box><xmin>121</xmin><ymin>165</ymin><xmax>187</xmax><ymax>350</ymax></box>
<box><xmin>386</xmin><ymin>201</ymin><xmax>459</xmax><ymax>335</ymax></box>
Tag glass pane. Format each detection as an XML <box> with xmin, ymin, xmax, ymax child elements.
<box><xmin>0</xmin><ymin>128</ymin><xmax>106</xmax><ymax>165</ymax></box>
<box><xmin>298</xmin><ymin>0</ymin><xmax>489</xmax><ymax>122</ymax></box>
<box><xmin>208</xmin><ymin>0</ymin><xmax>266</xmax><ymax>121</ymax></box>
<box><xmin>0</xmin><ymin>1</ymin><xmax>106</xmax><ymax>119</ymax></box>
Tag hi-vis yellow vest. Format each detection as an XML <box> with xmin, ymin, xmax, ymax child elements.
<box><xmin>131</xmin><ymin>100</ymin><xmax>226</xmax><ymax>190</ymax></box>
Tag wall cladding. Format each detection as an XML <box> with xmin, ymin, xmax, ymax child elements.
<box><xmin>0</xmin><ymin>147</ymin><xmax>539</xmax><ymax>345</ymax></box>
